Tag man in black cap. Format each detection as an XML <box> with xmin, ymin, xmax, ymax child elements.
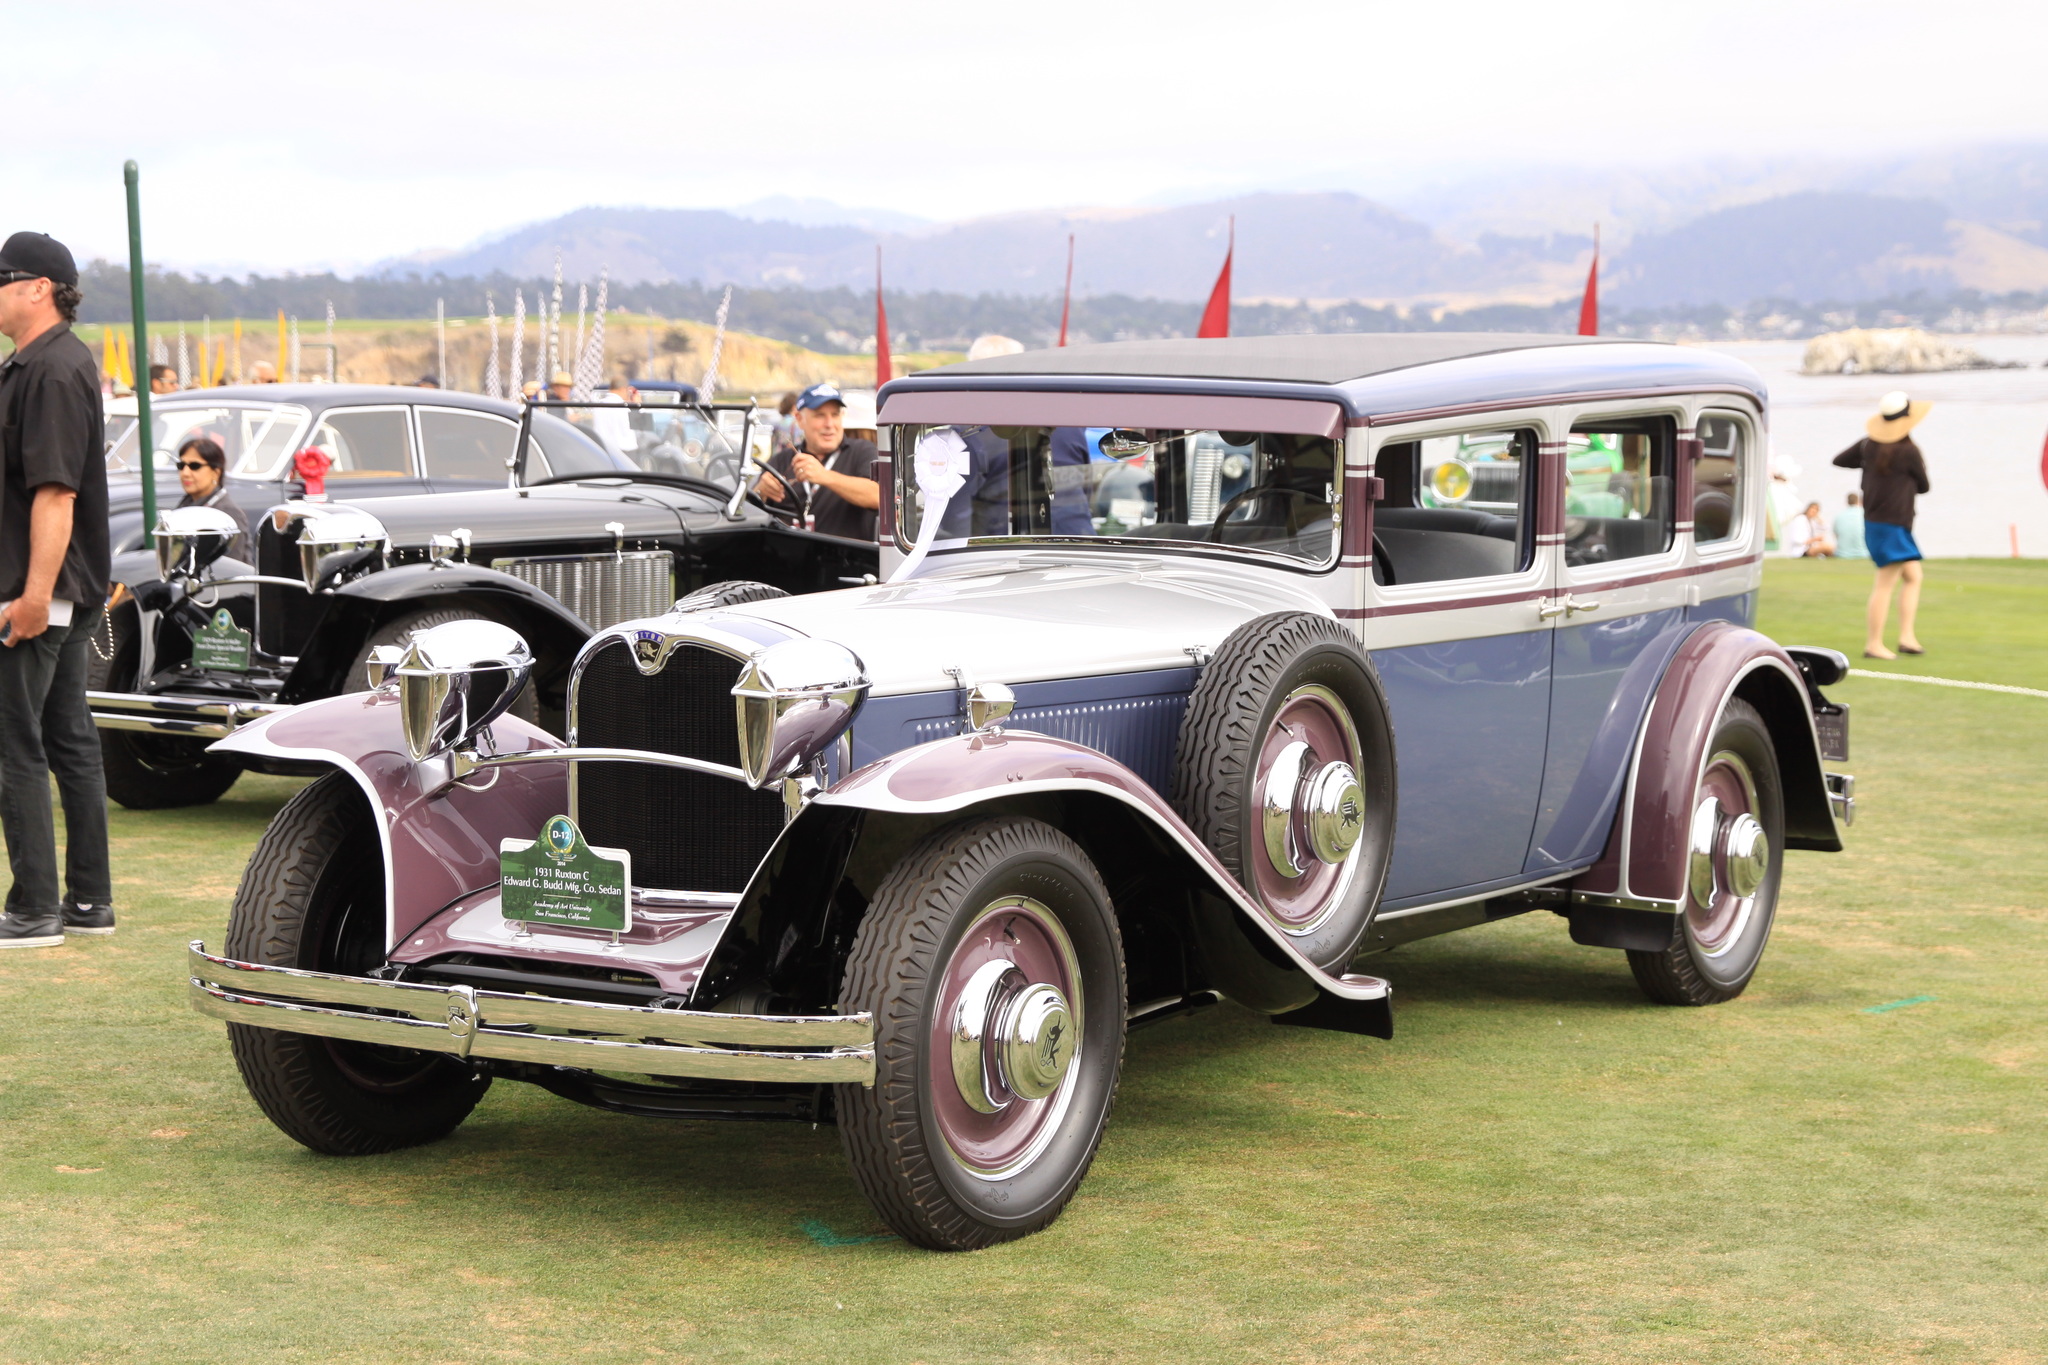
<box><xmin>0</xmin><ymin>232</ymin><xmax>113</xmax><ymax>948</ymax></box>
<box><xmin>754</xmin><ymin>382</ymin><xmax>880</xmax><ymax>542</ymax></box>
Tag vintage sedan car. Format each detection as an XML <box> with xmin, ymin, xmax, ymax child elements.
<box><xmin>92</xmin><ymin>398</ymin><xmax>875</xmax><ymax>807</ymax></box>
<box><xmin>187</xmin><ymin>334</ymin><xmax>1853</xmax><ymax>1251</ymax></box>
<box><xmin>101</xmin><ymin>383</ymin><xmax>636</xmax><ymax>552</ymax></box>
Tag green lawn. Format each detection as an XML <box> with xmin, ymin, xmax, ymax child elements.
<box><xmin>2</xmin><ymin>560</ymin><xmax>2043</xmax><ymax>1363</ymax></box>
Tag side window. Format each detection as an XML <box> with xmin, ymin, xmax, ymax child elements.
<box><xmin>1694</xmin><ymin>413</ymin><xmax>1745</xmax><ymax>546</ymax></box>
<box><xmin>1565</xmin><ymin>416</ymin><xmax>1675</xmax><ymax>566</ymax></box>
<box><xmin>418</xmin><ymin>408</ymin><xmax>517</xmax><ymax>481</ymax></box>
<box><xmin>1370</xmin><ymin>429</ymin><xmax>1535</xmax><ymax>585</ymax></box>
<box><xmin>310</xmin><ymin>407</ymin><xmax>414</xmax><ymax>478</ymax></box>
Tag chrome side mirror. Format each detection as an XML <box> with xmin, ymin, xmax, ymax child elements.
<box><xmin>394</xmin><ymin>619</ymin><xmax>535</xmax><ymax>761</ymax></box>
<box><xmin>967</xmin><ymin>681</ymin><xmax>1014</xmax><ymax>732</ymax></box>
<box><xmin>731</xmin><ymin>638</ymin><xmax>869</xmax><ymax>789</ymax></box>
<box><xmin>153</xmin><ymin>506</ymin><xmax>241</xmax><ymax>582</ymax></box>
<box><xmin>292</xmin><ymin>507</ymin><xmax>390</xmax><ymax>593</ymax></box>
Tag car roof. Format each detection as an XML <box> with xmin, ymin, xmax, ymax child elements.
<box><xmin>154</xmin><ymin>383</ymin><xmax>521</xmax><ymax>416</ymax></box>
<box><xmin>885</xmin><ymin>333</ymin><xmax>1768</xmax><ymax>420</ymax></box>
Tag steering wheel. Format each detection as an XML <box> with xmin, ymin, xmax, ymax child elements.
<box><xmin>1208</xmin><ymin>486</ymin><xmax>1322</xmax><ymax>542</ymax></box>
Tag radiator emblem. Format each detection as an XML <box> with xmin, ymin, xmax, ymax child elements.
<box><xmin>631</xmin><ymin>630</ymin><xmax>680</xmax><ymax>675</ymax></box>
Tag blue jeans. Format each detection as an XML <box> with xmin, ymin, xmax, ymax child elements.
<box><xmin>0</xmin><ymin>612</ymin><xmax>111</xmax><ymax>917</ymax></box>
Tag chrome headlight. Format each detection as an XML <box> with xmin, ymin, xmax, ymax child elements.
<box><xmin>289</xmin><ymin>507</ymin><xmax>390</xmax><ymax>593</ymax></box>
<box><xmin>153</xmin><ymin>506</ymin><xmax>242</xmax><ymax>581</ymax></box>
<box><xmin>731</xmin><ymin>638</ymin><xmax>869</xmax><ymax>789</ymax></box>
<box><xmin>393</xmin><ymin>619</ymin><xmax>534</xmax><ymax>762</ymax></box>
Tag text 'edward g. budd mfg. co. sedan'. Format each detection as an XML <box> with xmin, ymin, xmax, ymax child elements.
<box><xmin>185</xmin><ymin>334</ymin><xmax>1854</xmax><ymax>1250</ymax></box>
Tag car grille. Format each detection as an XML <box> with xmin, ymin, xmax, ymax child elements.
<box><xmin>491</xmin><ymin>551</ymin><xmax>674</xmax><ymax>632</ymax></box>
<box><xmin>571</xmin><ymin>639</ymin><xmax>785</xmax><ymax>894</ymax></box>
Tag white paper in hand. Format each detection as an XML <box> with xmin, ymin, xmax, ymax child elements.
<box><xmin>890</xmin><ymin>427</ymin><xmax>972</xmax><ymax>582</ymax></box>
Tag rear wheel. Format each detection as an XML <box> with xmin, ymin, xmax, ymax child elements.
<box><xmin>224</xmin><ymin>771</ymin><xmax>490</xmax><ymax>1153</ymax></box>
<box><xmin>87</xmin><ymin>601</ymin><xmax>242</xmax><ymax>810</ymax></box>
<box><xmin>837</xmin><ymin>817</ymin><xmax>1125</xmax><ymax>1250</ymax></box>
<box><xmin>1628</xmin><ymin>699</ymin><xmax>1785</xmax><ymax>1005</ymax></box>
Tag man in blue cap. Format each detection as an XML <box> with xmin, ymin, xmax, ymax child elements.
<box><xmin>755</xmin><ymin>382</ymin><xmax>880</xmax><ymax>542</ymax></box>
<box><xmin>0</xmin><ymin>231</ymin><xmax>113</xmax><ymax>948</ymax></box>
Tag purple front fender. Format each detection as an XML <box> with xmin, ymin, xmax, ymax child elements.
<box><xmin>210</xmin><ymin>691</ymin><xmax>569</xmax><ymax>951</ymax></box>
<box><xmin>816</xmin><ymin>728</ymin><xmax>1388</xmax><ymax>1004</ymax></box>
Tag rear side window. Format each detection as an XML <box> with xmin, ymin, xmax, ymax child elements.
<box><xmin>1565</xmin><ymin>416</ymin><xmax>1675</xmax><ymax>565</ymax></box>
<box><xmin>1370</xmin><ymin>429</ymin><xmax>1535</xmax><ymax>585</ymax></box>
<box><xmin>1694</xmin><ymin>413</ymin><xmax>1746</xmax><ymax>545</ymax></box>
<box><xmin>311</xmin><ymin>407</ymin><xmax>414</xmax><ymax>478</ymax></box>
<box><xmin>419</xmin><ymin>407</ymin><xmax>516</xmax><ymax>481</ymax></box>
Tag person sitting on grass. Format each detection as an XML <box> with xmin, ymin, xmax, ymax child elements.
<box><xmin>1784</xmin><ymin>501</ymin><xmax>1836</xmax><ymax>558</ymax></box>
<box><xmin>1833</xmin><ymin>492</ymin><xmax>1868</xmax><ymax>560</ymax></box>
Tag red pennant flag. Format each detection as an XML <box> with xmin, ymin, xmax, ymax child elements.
<box><xmin>1197</xmin><ymin>216</ymin><xmax>1233</xmax><ymax>339</ymax></box>
<box><xmin>1057</xmin><ymin>234</ymin><xmax>1075</xmax><ymax>347</ymax></box>
<box><xmin>875</xmin><ymin>246</ymin><xmax>892</xmax><ymax>389</ymax></box>
<box><xmin>1577</xmin><ymin>224</ymin><xmax>1600</xmax><ymax>337</ymax></box>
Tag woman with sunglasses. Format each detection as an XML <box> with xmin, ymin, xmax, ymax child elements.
<box><xmin>174</xmin><ymin>437</ymin><xmax>250</xmax><ymax>554</ymax></box>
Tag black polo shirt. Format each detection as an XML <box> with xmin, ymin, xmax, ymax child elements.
<box><xmin>767</xmin><ymin>435</ymin><xmax>879</xmax><ymax>542</ymax></box>
<box><xmin>0</xmin><ymin>322</ymin><xmax>109</xmax><ymax>606</ymax></box>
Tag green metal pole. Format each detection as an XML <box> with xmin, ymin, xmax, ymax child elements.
<box><xmin>123</xmin><ymin>160</ymin><xmax>157</xmax><ymax>533</ymax></box>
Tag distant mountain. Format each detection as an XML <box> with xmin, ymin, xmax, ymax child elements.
<box><xmin>1608</xmin><ymin>191</ymin><xmax>2048</xmax><ymax>306</ymax></box>
<box><xmin>372</xmin><ymin>146</ymin><xmax>2048</xmax><ymax>309</ymax></box>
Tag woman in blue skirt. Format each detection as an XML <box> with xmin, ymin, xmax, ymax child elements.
<box><xmin>1834</xmin><ymin>392</ymin><xmax>1931</xmax><ymax>659</ymax></box>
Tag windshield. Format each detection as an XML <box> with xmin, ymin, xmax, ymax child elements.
<box><xmin>104</xmin><ymin>402</ymin><xmax>311</xmax><ymax>478</ymax></box>
<box><xmin>892</xmin><ymin>424</ymin><xmax>1340</xmax><ymax>566</ymax></box>
<box><xmin>542</xmin><ymin>398</ymin><xmax>761</xmax><ymax>490</ymax></box>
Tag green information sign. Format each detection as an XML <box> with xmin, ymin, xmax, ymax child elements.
<box><xmin>500</xmin><ymin>815</ymin><xmax>632</xmax><ymax>932</ymax></box>
<box><xmin>190</xmin><ymin>608</ymin><xmax>251</xmax><ymax>672</ymax></box>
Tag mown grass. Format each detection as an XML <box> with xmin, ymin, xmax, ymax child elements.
<box><xmin>2</xmin><ymin>560</ymin><xmax>2044</xmax><ymax>1363</ymax></box>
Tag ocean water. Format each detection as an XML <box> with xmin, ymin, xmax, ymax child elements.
<box><xmin>1703</xmin><ymin>337</ymin><xmax>2048</xmax><ymax>558</ymax></box>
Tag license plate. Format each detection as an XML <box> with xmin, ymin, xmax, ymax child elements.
<box><xmin>500</xmin><ymin>815</ymin><xmax>632</xmax><ymax>932</ymax></box>
<box><xmin>1815</xmin><ymin>702</ymin><xmax>1849</xmax><ymax>763</ymax></box>
<box><xmin>190</xmin><ymin>608</ymin><xmax>251</xmax><ymax>673</ymax></box>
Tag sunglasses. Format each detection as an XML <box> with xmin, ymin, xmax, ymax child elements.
<box><xmin>176</xmin><ymin>460</ymin><xmax>213</xmax><ymax>472</ymax></box>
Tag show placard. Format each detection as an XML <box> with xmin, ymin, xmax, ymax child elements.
<box><xmin>499</xmin><ymin>815</ymin><xmax>632</xmax><ymax>933</ymax></box>
<box><xmin>190</xmin><ymin>608</ymin><xmax>252</xmax><ymax>672</ymax></box>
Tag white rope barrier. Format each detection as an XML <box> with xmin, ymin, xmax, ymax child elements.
<box><xmin>1847</xmin><ymin>668</ymin><xmax>2048</xmax><ymax>699</ymax></box>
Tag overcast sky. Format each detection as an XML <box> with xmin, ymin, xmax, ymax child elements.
<box><xmin>12</xmin><ymin>0</ymin><xmax>2045</xmax><ymax>274</ymax></box>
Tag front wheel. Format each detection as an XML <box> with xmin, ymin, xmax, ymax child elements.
<box><xmin>1628</xmin><ymin>698</ymin><xmax>1785</xmax><ymax>1005</ymax></box>
<box><xmin>224</xmin><ymin>772</ymin><xmax>489</xmax><ymax>1153</ymax></box>
<box><xmin>836</xmin><ymin>817</ymin><xmax>1125</xmax><ymax>1250</ymax></box>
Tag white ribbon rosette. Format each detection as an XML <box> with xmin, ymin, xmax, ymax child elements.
<box><xmin>889</xmin><ymin>427</ymin><xmax>972</xmax><ymax>582</ymax></box>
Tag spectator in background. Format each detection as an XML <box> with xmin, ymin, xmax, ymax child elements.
<box><xmin>754</xmin><ymin>383</ymin><xmax>879</xmax><ymax>541</ymax></box>
<box><xmin>415</xmin><ymin>375</ymin><xmax>439</xmax><ymax>389</ymax></box>
<box><xmin>173</xmin><ymin>436</ymin><xmax>250</xmax><ymax>552</ymax></box>
<box><xmin>547</xmin><ymin>370</ymin><xmax>574</xmax><ymax>402</ymax></box>
<box><xmin>519</xmin><ymin>379</ymin><xmax>544</xmax><ymax>401</ymax></box>
<box><xmin>771</xmin><ymin>391</ymin><xmax>801</xmax><ymax>456</ymax></box>
<box><xmin>246</xmin><ymin>361</ymin><xmax>277</xmax><ymax>384</ymax></box>
<box><xmin>1835</xmin><ymin>391</ymin><xmax>1931</xmax><ymax>659</ymax></box>
<box><xmin>1783</xmin><ymin>501</ymin><xmax>1835</xmax><ymax>558</ymax></box>
<box><xmin>590</xmin><ymin>376</ymin><xmax>638</xmax><ymax>458</ymax></box>
<box><xmin>1833</xmin><ymin>492</ymin><xmax>1868</xmax><ymax>560</ymax></box>
<box><xmin>148</xmin><ymin>363</ymin><xmax>179</xmax><ymax>395</ymax></box>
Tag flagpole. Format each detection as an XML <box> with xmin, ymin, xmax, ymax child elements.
<box><xmin>1057</xmin><ymin>234</ymin><xmax>1074</xmax><ymax>347</ymax></box>
<box><xmin>122</xmin><ymin>161</ymin><xmax>158</xmax><ymax>532</ymax></box>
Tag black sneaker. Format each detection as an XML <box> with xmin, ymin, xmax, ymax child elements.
<box><xmin>64</xmin><ymin>903</ymin><xmax>117</xmax><ymax>936</ymax></box>
<box><xmin>0</xmin><ymin>910</ymin><xmax>64</xmax><ymax>949</ymax></box>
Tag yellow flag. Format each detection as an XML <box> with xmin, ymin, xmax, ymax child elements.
<box><xmin>276</xmin><ymin>309</ymin><xmax>287</xmax><ymax>381</ymax></box>
<box><xmin>233</xmin><ymin>318</ymin><xmax>243</xmax><ymax>384</ymax></box>
<box><xmin>102</xmin><ymin>329</ymin><xmax>115</xmax><ymax>384</ymax></box>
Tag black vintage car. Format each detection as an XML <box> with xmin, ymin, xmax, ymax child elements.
<box><xmin>90</xmin><ymin>397</ymin><xmax>876</xmax><ymax>808</ymax></box>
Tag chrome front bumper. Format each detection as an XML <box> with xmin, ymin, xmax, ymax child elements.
<box><xmin>91</xmin><ymin>692</ymin><xmax>290</xmax><ymax>739</ymax></box>
<box><xmin>186</xmin><ymin>942</ymin><xmax>876</xmax><ymax>1085</ymax></box>
<box><xmin>1826</xmin><ymin>771</ymin><xmax>1856</xmax><ymax>827</ymax></box>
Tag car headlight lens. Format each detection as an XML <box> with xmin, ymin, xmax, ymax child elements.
<box><xmin>153</xmin><ymin>506</ymin><xmax>242</xmax><ymax>581</ymax></box>
<box><xmin>394</xmin><ymin>618</ymin><xmax>534</xmax><ymax>761</ymax></box>
<box><xmin>731</xmin><ymin>638</ymin><xmax>870</xmax><ymax>789</ymax></box>
<box><xmin>287</xmin><ymin>506</ymin><xmax>390</xmax><ymax>592</ymax></box>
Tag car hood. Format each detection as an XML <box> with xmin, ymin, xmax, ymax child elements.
<box><xmin>323</xmin><ymin>483</ymin><xmax>698</xmax><ymax>547</ymax></box>
<box><xmin>726</xmin><ymin>553</ymin><xmax>1334</xmax><ymax>697</ymax></box>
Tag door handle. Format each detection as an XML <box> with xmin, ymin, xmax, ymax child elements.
<box><xmin>1566</xmin><ymin>596</ymin><xmax>1603</xmax><ymax>616</ymax></box>
<box><xmin>1537</xmin><ymin>598</ymin><xmax>1569</xmax><ymax>620</ymax></box>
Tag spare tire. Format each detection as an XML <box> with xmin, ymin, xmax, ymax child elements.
<box><xmin>674</xmin><ymin>580</ymin><xmax>790</xmax><ymax>613</ymax></box>
<box><xmin>1171</xmin><ymin>612</ymin><xmax>1396</xmax><ymax>969</ymax></box>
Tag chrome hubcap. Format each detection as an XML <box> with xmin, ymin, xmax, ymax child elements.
<box><xmin>1689</xmin><ymin>799</ymin><xmax>1772</xmax><ymax>907</ymax></box>
<box><xmin>1262</xmin><ymin>745</ymin><xmax>1365</xmax><ymax>877</ymax></box>
<box><xmin>947</xmin><ymin>911</ymin><xmax>1080</xmax><ymax>1116</ymax></box>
